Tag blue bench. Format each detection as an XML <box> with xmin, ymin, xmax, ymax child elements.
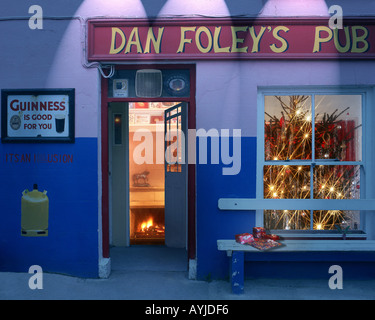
<box><xmin>217</xmin><ymin>239</ymin><xmax>375</xmax><ymax>294</ymax></box>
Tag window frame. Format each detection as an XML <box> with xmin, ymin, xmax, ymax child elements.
<box><xmin>256</xmin><ymin>86</ymin><xmax>369</xmax><ymax>233</ymax></box>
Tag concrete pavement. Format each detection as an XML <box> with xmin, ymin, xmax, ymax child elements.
<box><xmin>1</xmin><ymin>246</ymin><xmax>375</xmax><ymax>300</ymax></box>
<box><xmin>2</xmin><ymin>270</ymin><xmax>375</xmax><ymax>300</ymax></box>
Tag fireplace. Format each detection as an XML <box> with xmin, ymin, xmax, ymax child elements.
<box><xmin>130</xmin><ymin>208</ymin><xmax>165</xmax><ymax>245</ymax></box>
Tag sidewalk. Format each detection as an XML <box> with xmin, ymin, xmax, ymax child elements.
<box><xmin>2</xmin><ymin>270</ymin><xmax>375</xmax><ymax>300</ymax></box>
<box><xmin>1</xmin><ymin>246</ymin><xmax>374</xmax><ymax>300</ymax></box>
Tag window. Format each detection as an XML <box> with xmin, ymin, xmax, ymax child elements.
<box><xmin>165</xmin><ymin>103</ymin><xmax>184</xmax><ymax>173</ymax></box>
<box><xmin>259</xmin><ymin>90</ymin><xmax>364</xmax><ymax>231</ymax></box>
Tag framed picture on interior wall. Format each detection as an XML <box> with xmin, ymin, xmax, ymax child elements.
<box><xmin>129</xmin><ymin>112</ymin><xmax>135</xmax><ymax>124</ymax></box>
<box><xmin>135</xmin><ymin>102</ymin><xmax>149</xmax><ymax>109</ymax></box>
<box><xmin>150</xmin><ymin>114</ymin><xmax>164</xmax><ymax>124</ymax></box>
<box><xmin>150</xmin><ymin>102</ymin><xmax>163</xmax><ymax>109</ymax></box>
<box><xmin>135</xmin><ymin>114</ymin><xmax>150</xmax><ymax>125</ymax></box>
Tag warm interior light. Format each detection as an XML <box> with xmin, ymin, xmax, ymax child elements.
<box><xmin>140</xmin><ymin>217</ymin><xmax>154</xmax><ymax>232</ymax></box>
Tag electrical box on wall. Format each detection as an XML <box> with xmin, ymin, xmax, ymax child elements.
<box><xmin>113</xmin><ymin>79</ymin><xmax>129</xmax><ymax>97</ymax></box>
<box><xmin>108</xmin><ymin>68</ymin><xmax>191</xmax><ymax>98</ymax></box>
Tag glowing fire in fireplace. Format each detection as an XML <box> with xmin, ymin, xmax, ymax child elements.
<box><xmin>140</xmin><ymin>218</ymin><xmax>154</xmax><ymax>232</ymax></box>
<box><xmin>131</xmin><ymin>209</ymin><xmax>165</xmax><ymax>244</ymax></box>
<box><xmin>138</xmin><ymin>217</ymin><xmax>165</xmax><ymax>235</ymax></box>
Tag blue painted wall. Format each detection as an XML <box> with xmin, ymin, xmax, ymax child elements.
<box><xmin>0</xmin><ymin>138</ymin><xmax>99</xmax><ymax>278</ymax></box>
<box><xmin>196</xmin><ymin>136</ymin><xmax>257</xmax><ymax>280</ymax></box>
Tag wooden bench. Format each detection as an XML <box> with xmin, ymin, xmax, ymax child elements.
<box><xmin>217</xmin><ymin>239</ymin><xmax>375</xmax><ymax>294</ymax></box>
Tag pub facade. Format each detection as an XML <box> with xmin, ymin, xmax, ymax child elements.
<box><xmin>1</xmin><ymin>0</ymin><xmax>375</xmax><ymax>280</ymax></box>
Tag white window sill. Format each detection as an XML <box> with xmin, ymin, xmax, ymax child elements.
<box><xmin>218</xmin><ymin>239</ymin><xmax>375</xmax><ymax>254</ymax></box>
<box><xmin>271</xmin><ymin>230</ymin><xmax>366</xmax><ymax>240</ymax></box>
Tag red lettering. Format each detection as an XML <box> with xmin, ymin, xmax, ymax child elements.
<box><xmin>20</xmin><ymin>102</ymin><xmax>27</xmax><ymax>111</ymax></box>
<box><xmin>24</xmin><ymin>123</ymin><xmax>37</xmax><ymax>130</ymax></box>
<box><xmin>10</xmin><ymin>100</ymin><xmax>19</xmax><ymax>111</ymax></box>
<box><xmin>9</xmin><ymin>99</ymin><xmax>67</xmax><ymax>112</ymax></box>
<box><xmin>32</xmin><ymin>114</ymin><xmax>52</xmax><ymax>121</ymax></box>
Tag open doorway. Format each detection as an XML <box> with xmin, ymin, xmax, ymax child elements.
<box><xmin>101</xmin><ymin>65</ymin><xmax>196</xmax><ymax>268</ymax></box>
<box><xmin>109</xmin><ymin>101</ymin><xmax>187</xmax><ymax>248</ymax></box>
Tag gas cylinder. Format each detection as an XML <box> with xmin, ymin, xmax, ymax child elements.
<box><xmin>21</xmin><ymin>184</ymin><xmax>49</xmax><ymax>237</ymax></box>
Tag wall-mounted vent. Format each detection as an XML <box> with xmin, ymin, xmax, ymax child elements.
<box><xmin>135</xmin><ymin>69</ymin><xmax>163</xmax><ymax>98</ymax></box>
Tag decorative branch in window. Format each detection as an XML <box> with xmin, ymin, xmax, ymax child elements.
<box><xmin>265</xmin><ymin>95</ymin><xmax>312</xmax><ymax>161</ymax></box>
<box><xmin>315</xmin><ymin>105</ymin><xmax>362</xmax><ymax>161</ymax></box>
<box><xmin>264</xmin><ymin>95</ymin><xmax>361</xmax><ymax>230</ymax></box>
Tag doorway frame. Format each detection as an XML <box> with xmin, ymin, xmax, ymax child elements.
<box><xmin>101</xmin><ymin>64</ymin><xmax>196</xmax><ymax>260</ymax></box>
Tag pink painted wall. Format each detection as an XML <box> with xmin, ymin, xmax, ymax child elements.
<box><xmin>196</xmin><ymin>60</ymin><xmax>375</xmax><ymax>136</ymax></box>
<box><xmin>1</xmin><ymin>0</ymin><xmax>373</xmax><ymax>137</ymax></box>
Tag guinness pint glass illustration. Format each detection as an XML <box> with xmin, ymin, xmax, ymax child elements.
<box><xmin>21</xmin><ymin>184</ymin><xmax>49</xmax><ymax>237</ymax></box>
<box><xmin>55</xmin><ymin>114</ymin><xmax>66</xmax><ymax>134</ymax></box>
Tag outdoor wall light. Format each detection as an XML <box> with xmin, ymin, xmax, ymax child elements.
<box><xmin>259</xmin><ymin>0</ymin><xmax>329</xmax><ymax>16</ymax></box>
<box><xmin>158</xmin><ymin>0</ymin><xmax>230</xmax><ymax>17</ymax></box>
<box><xmin>164</xmin><ymin>73</ymin><xmax>189</xmax><ymax>96</ymax></box>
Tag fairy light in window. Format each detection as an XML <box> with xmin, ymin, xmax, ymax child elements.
<box><xmin>264</xmin><ymin>95</ymin><xmax>361</xmax><ymax>230</ymax></box>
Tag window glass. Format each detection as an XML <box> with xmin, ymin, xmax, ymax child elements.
<box><xmin>315</xmin><ymin>95</ymin><xmax>362</xmax><ymax>161</ymax></box>
<box><xmin>264</xmin><ymin>210</ymin><xmax>310</xmax><ymax>230</ymax></box>
<box><xmin>264</xmin><ymin>95</ymin><xmax>312</xmax><ymax>160</ymax></box>
<box><xmin>263</xmin><ymin>94</ymin><xmax>362</xmax><ymax>231</ymax></box>
<box><xmin>312</xmin><ymin>210</ymin><xmax>360</xmax><ymax>231</ymax></box>
<box><xmin>264</xmin><ymin>165</ymin><xmax>310</xmax><ymax>199</ymax></box>
<box><xmin>313</xmin><ymin>165</ymin><xmax>360</xmax><ymax>200</ymax></box>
